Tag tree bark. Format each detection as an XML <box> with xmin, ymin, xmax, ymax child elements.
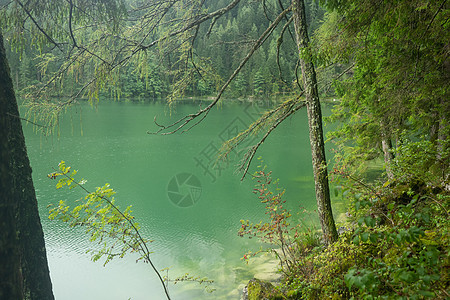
<box><xmin>380</xmin><ymin>133</ymin><xmax>394</xmax><ymax>180</ymax></box>
<box><xmin>379</xmin><ymin>116</ymin><xmax>394</xmax><ymax>180</ymax></box>
<box><xmin>292</xmin><ymin>0</ymin><xmax>338</xmax><ymax>244</ymax></box>
<box><xmin>436</xmin><ymin>98</ymin><xmax>448</xmax><ymax>162</ymax></box>
<box><xmin>381</xmin><ymin>138</ymin><xmax>394</xmax><ymax>179</ymax></box>
<box><xmin>0</xmin><ymin>34</ymin><xmax>23</xmax><ymax>299</ymax></box>
<box><xmin>0</xmin><ymin>32</ymin><xmax>54</xmax><ymax>300</ymax></box>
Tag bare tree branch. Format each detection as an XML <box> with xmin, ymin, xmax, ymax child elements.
<box><xmin>67</xmin><ymin>0</ymin><xmax>78</xmax><ymax>47</ymax></box>
<box><xmin>214</xmin><ymin>94</ymin><xmax>305</xmax><ymax>180</ymax></box>
<box><xmin>149</xmin><ymin>5</ymin><xmax>292</xmax><ymax>135</ymax></box>
<box><xmin>276</xmin><ymin>15</ymin><xmax>294</xmax><ymax>84</ymax></box>
<box><xmin>16</xmin><ymin>0</ymin><xmax>63</xmax><ymax>51</ymax></box>
<box><xmin>240</xmin><ymin>101</ymin><xmax>306</xmax><ymax>179</ymax></box>
<box><xmin>0</xmin><ymin>0</ymin><xmax>12</xmax><ymax>10</ymax></box>
<box><xmin>141</xmin><ymin>0</ymin><xmax>242</xmax><ymax>51</ymax></box>
<box><xmin>210</xmin><ymin>39</ymin><xmax>257</xmax><ymax>47</ymax></box>
<box><xmin>277</xmin><ymin>0</ymin><xmax>296</xmax><ymax>43</ymax></box>
<box><xmin>295</xmin><ymin>58</ymin><xmax>303</xmax><ymax>91</ymax></box>
<box><xmin>6</xmin><ymin>113</ymin><xmax>49</xmax><ymax>128</ymax></box>
<box><xmin>262</xmin><ymin>0</ymin><xmax>272</xmax><ymax>22</ymax></box>
<box><xmin>222</xmin><ymin>59</ymin><xmax>354</xmax><ymax>180</ymax></box>
<box><xmin>424</xmin><ymin>0</ymin><xmax>447</xmax><ymax>38</ymax></box>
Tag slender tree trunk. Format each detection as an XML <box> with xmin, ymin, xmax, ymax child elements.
<box><xmin>0</xmin><ymin>33</ymin><xmax>54</xmax><ymax>300</ymax></box>
<box><xmin>292</xmin><ymin>0</ymin><xmax>338</xmax><ymax>244</ymax></box>
<box><xmin>436</xmin><ymin>98</ymin><xmax>448</xmax><ymax>162</ymax></box>
<box><xmin>430</xmin><ymin>99</ymin><xmax>447</xmax><ymax>182</ymax></box>
<box><xmin>381</xmin><ymin>138</ymin><xmax>394</xmax><ymax>179</ymax></box>
<box><xmin>379</xmin><ymin>114</ymin><xmax>394</xmax><ymax>180</ymax></box>
<box><xmin>381</xmin><ymin>134</ymin><xmax>394</xmax><ymax>180</ymax></box>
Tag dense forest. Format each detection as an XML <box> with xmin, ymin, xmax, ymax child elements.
<box><xmin>4</xmin><ymin>0</ymin><xmax>335</xmax><ymax>100</ymax></box>
<box><xmin>1</xmin><ymin>0</ymin><xmax>449</xmax><ymax>299</ymax></box>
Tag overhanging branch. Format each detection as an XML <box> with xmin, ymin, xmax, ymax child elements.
<box><xmin>149</xmin><ymin>5</ymin><xmax>292</xmax><ymax>135</ymax></box>
<box><xmin>16</xmin><ymin>0</ymin><xmax>63</xmax><ymax>51</ymax></box>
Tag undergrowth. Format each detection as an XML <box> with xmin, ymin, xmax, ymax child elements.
<box><xmin>246</xmin><ymin>144</ymin><xmax>449</xmax><ymax>299</ymax></box>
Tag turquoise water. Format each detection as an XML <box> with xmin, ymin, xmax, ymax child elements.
<box><xmin>24</xmin><ymin>100</ymin><xmax>344</xmax><ymax>299</ymax></box>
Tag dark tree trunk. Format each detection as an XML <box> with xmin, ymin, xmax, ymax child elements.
<box><xmin>292</xmin><ymin>0</ymin><xmax>338</xmax><ymax>244</ymax></box>
<box><xmin>0</xmin><ymin>35</ymin><xmax>23</xmax><ymax>299</ymax></box>
<box><xmin>0</xmin><ymin>33</ymin><xmax>54</xmax><ymax>300</ymax></box>
<box><xmin>15</xmin><ymin>68</ymin><xmax>19</xmax><ymax>90</ymax></box>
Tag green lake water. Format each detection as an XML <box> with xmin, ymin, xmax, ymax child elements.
<box><xmin>23</xmin><ymin>100</ymin><xmax>346</xmax><ymax>299</ymax></box>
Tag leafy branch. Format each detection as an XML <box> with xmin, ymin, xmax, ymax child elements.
<box><xmin>48</xmin><ymin>161</ymin><xmax>170</xmax><ymax>299</ymax></box>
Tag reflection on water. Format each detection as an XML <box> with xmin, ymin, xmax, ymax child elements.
<box><xmin>24</xmin><ymin>100</ymin><xmax>341</xmax><ymax>299</ymax></box>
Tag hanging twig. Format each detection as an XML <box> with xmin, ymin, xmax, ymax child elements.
<box><xmin>239</xmin><ymin>100</ymin><xmax>305</xmax><ymax>180</ymax></box>
<box><xmin>6</xmin><ymin>113</ymin><xmax>49</xmax><ymax>128</ymax></box>
<box><xmin>149</xmin><ymin>6</ymin><xmax>292</xmax><ymax>135</ymax></box>
<box><xmin>15</xmin><ymin>0</ymin><xmax>63</xmax><ymax>51</ymax></box>
<box><xmin>276</xmin><ymin>16</ymin><xmax>294</xmax><ymax>84</ymax></box>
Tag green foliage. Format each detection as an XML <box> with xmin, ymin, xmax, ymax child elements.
<box><xmin>246</xmin><ymin>278</ymin><xmax>283</xmax><ymax>300</ymax></box>
<box><xmin>274</xmin><ymin>155</ymin><xmax>449</xmax><ymax>299</ymax></box>
<box><xmin>276</xmin><ymin>230</ymin><xmax>361</xmax><ymax>299</ymax></box>
<box><xmin>323</xmin><ymin>0</ymin><xmax>450</xmax><ymax>178</ymax></box>
<box><xmin>48</xmin><ymin>160</ymin><xmax>148</xmax><ymax>266</ymax></box>
<box><xmin>344</xmin><ymin>192</ymin><xmax>448</xmax><ymax>299</ymax></box>
<box><xmin>336</xmin><ymin>165</ymin><xmax>449</xmax><ymax>299</ymax></box>
<box><xmin>252</xmin><ymin>70</ymin><xmax>266</xmax><ymax>96</ymax></box>
<box><xmin>392</xmin><ymin>137</ymin><xmax>450</xmax><ymax>186</ymax></box>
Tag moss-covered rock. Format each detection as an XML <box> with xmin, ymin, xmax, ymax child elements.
<box><xmin>243</xmin><ymin>278</ymin><xmax>283</xmax><ymax>300</ymax></box>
